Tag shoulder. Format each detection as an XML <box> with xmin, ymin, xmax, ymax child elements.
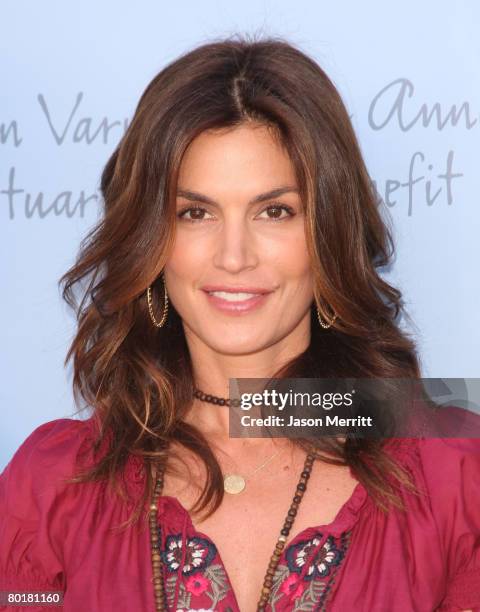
<box><xmin>385</xmin><ymin>407</ymin><xmax>480</xmax><ymax>507</ymax></box>
<box><xmin>415</xmin><ymin>434</ymin><xmax>480</xmax><ymax>516</ymax></box>
<box><xmin>8</xmin><ymin>416</ymin><xmax>95</xmax><ymax>453</ymax></box>
<box><xmin>383</xmin><ymin>405</ymin><xmax>480</xmax><ymax>481</ymax></box>
<box><xmin>3</xmin><ymin>416</ymin><xmax>98</xmax><ymax>471</ymax></box>
<box><xmin>414</xmin><ymin>405</ymin><xmax>480</xmax><ymax>495</ymax></box>
<box><xmin>0</xmin><ymin>416</ymin><xmax>100</xmax><ymax>518</ymax></box>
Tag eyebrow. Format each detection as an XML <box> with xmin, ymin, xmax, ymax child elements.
<box><xmin>176</xmin><ymin>186</ymin><xmax>299</xmax><ymax>205</ymax></box>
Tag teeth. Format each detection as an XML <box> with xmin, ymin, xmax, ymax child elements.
<box><xmin>209</xmin><ymin>291</ymin><xmax>258</xmax><ymax>301</ymax></box>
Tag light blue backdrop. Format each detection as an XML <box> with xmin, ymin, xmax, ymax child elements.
<box><xmin>1</xmin><ymin>0</ymin><xmax>479</xmax><ymax>469</ymax></box>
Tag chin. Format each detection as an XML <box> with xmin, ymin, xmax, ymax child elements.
<box><xmin>203</xmin><ymin>334</ymin><xmax>270</xmax><ymax>356</ymax></box>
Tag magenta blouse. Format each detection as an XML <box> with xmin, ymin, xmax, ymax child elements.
<box><xmin>1</xmin><ymin>415</ymin><xmax>480</xmax><ymax>611</ymax></box>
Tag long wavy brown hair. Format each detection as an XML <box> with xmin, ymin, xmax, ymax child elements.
<box><xmin>59</xmin><ymin>34</ymin><xmax>422</xmax><ymax>531</ymax></box>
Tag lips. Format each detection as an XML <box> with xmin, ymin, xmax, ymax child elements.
<box><xmin>201</xmin><ymin>285</ymin><xmax>274</xmax><ymax>314</ymax></box>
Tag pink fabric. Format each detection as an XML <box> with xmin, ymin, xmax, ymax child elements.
<box><xmin>1</xmin><ymin>414</ymin><xmax>480</xmax><ymax>611</ymax></box>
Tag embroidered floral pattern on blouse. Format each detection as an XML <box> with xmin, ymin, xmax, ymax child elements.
<box><xmin>285</xmin><ymin>534</ymin><xmax>345</xmax><ymax>579</ymax></box>
<box><xmin>159</xmin><ymin>528</ymin><xmax>352</xmax><ymax>611</ymax></box>
<box><xmin>161</xmin><ymin>531</ymin><xmax>232</xmax><ymax>610</ymax></box>
<box><xmin>162</xmin><ymin>533</ymin><xmax>217</xmax><ymax>575</ymax></box>
<box><xmin>269</xmin><ymin>531</ymin><xmax>352</xmax><ymax>611</ymax></box>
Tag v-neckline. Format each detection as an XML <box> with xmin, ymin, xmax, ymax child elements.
<box><xmin>156</xmin><ymin>477</ymin><xmax>368</xmax><ymax>610</ymax></box>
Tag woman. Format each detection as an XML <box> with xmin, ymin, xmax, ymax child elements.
<box><xmin>1</xmin><ymin>36</ymin><xmax>479</xmax><ymax>612</ymax></box>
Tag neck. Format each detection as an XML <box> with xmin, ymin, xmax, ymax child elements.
<box><xmin>183</xmin><ymin>316</ymin><xmax>311</xmax><ymax>439</ymax></box>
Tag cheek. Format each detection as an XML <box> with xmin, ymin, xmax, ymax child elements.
<box><xmin>165</xmin><ymin>233</ymin><xmax>206</xmax><ymax>279</ymax></box>
<box><xmin>278</xmin><ymin>236</ymin><xmax>314</xmax><ymax>304</ymax></box>
<box><xmin>271</xmin><ymin>230</ymin><xmax>312</xmax><ymax>278</ymax></box>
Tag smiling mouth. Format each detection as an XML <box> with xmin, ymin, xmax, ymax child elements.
<box><xmin>202</xmin><ymin>288</ymin><xmax>273</xmax><ymax>313</ymax></box>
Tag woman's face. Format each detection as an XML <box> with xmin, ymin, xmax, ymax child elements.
<box><xmin>164</xmin><ymin>122</ymin><xmax>314</xmax><ymax>357</ymax></box>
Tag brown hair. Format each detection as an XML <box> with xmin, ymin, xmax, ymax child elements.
<box><xmin>59</xmin><ymin>34</ymin><xmax>422</xmax><ymax>530</ymax></box>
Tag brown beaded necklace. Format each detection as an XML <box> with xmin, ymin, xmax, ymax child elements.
<box><xmin>148</xmin><ymin>388</ymin><xmax>318</xmax><ymax>611</ymax></box>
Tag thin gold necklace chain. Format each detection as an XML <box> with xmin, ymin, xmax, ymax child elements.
<box><xmin>227</xmin><ymin>446</ymin><xmax>283</xmax><ymax>480</ymax></box>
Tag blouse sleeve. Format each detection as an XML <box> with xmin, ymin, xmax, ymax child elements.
<box><xmin>418</xmin><ymin>433</ymin><xmax>480</xmax><ymax>612</ymax></box>
<box><xmin>0</xmin><ymin>418</ymin><xmax>94</xmax><ymax>611</ymax></box>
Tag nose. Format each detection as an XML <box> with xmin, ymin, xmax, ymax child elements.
<box><xmin>212</xmin><ymin>214</ymin><xmax>258</xmax><ymax>273</ymax></box>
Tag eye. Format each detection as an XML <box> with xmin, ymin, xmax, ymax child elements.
<box><xmin>257</xmin><ymin>204</ymin><xmax>296</xmax><ymax>221</ymax></box>
<box><xmin>177</xmin><ymin>206</ymin><xmax>214</xmax><ymax>223</ymax></box>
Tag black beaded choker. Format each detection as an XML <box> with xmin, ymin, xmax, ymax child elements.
<box><xmin>193</xmin><ymin>386</ymin><xmax>241</xmax><ymax>407</ymax></box>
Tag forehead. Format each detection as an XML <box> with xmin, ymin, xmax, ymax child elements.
<box><xmin>177</xmin><ymin>123</ymin><xmax>298</xmax><ymax>197</ymax></box>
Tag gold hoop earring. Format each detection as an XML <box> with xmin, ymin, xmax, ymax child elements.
<box><xmin>147</xmin><ymin>274</ymin><xmax>169</xmax><ymax>328</ymax></box>
<box><xmin>316</xmin><ymin>305</ymin><xmax>337</xmax><ymax>329</ymax></box>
